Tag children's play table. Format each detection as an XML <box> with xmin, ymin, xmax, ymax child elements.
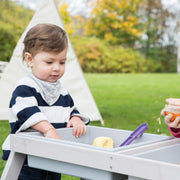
<box><xmin>1</xmin><ymin>126</ymin><xmax>180</xmax><ymax>180</ymax></box>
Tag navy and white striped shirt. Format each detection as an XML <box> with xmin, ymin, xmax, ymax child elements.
<box><xmin>2</xmin><ymin>73</ymin><xmax>90</xmax><ymax>160</ymax></box>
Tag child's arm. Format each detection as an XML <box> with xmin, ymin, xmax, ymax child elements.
<box><xmin>67</xmin><ymin>116</ymin><xmax>87</xmax><ymax>137</ymax></box>
<box><xmin>31</xmin><ymin>120</ymin><xmax>61</xmax><ymax>139</ymax></box>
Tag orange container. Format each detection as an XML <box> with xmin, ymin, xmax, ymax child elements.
<box><xmin>165</xmin><ymin>111</ymin><xmax>180</xmax><ymax>122</ymax></box>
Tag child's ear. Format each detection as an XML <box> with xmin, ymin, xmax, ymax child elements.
<box><xmin>24</xmin><ymin>52</ymin><xmax>33</xmax><ymax>67</ymax></box>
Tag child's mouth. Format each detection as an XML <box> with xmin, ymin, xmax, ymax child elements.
<box><xmin>51</xmin><ymin>75</ymin><xmax>58</xmax><ymax>79</ymax></box>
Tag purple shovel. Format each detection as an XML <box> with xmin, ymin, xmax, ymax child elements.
<box><xmin>119</xmin><ymin>123</ymin><xmax>148</xmax><ymax>147</ymax></box>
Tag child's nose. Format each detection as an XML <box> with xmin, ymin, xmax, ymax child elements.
<box><xmin>53</xmin><ymin>64</ymin><xmax>60</xmax><ymax>71</ymax></box>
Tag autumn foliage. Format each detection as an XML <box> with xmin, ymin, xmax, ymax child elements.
<box><xmin>0</xmin><ymin>0</ymin><xmax>175</xmax><ymax>72</ymax></box>
<box><xmin>71</xmin><ymin>36</ymin><xmax>160</xmax><ymax>73</ymax></box>
<box><xmin>85</xmin><ymin>0</ymin><xmax>146</xmax><ymax>46</ymax></box>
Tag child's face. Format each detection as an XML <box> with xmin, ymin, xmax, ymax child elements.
<box><xmin>25</xmin><ymin>48</ymin><xmax>67</xmax><ymax>82</ymax></box>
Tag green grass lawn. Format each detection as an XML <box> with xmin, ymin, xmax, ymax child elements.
<box><xmin>1</xmin><ymin>73</ymin><xmax>180</xmax><ymax>179</ymax></box>
<box><xmin>85</xmin><ymin>73</ymin><xmax>180</xmax><ymax>135</ymax></box>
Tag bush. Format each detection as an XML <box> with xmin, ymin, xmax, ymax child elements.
<box><xmin>139</xmin><ymin>45</ymin><xmax>177</xmax><ymax>72</ymax></box>
<box><xmin>70</xmin><ymin>36</ymin><xmax>160</xmax><ymax>73</ymax></box>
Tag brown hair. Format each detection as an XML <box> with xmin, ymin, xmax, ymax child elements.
<box><xmin>23</xmin><ymin>23</ymin><xmax>68</xmax><ymax>60</ymax></box>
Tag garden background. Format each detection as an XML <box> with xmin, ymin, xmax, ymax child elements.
<box><xmin>1</xmin><ymin>0</ymin><xmax>180</xmax><ymax>179</ymax></box>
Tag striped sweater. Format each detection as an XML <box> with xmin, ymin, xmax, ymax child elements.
<box><xmin>2</xmin><ymin>73</ymin><xmax>90</xmax><ymax>160</ymax></box>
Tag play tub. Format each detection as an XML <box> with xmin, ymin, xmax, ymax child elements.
<box><xmin>25</xmin><ymin>126</ymin><xmax>171</xmax><ymax>180</ymax></box>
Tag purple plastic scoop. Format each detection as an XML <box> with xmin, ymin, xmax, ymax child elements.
<box><xmin>119</xmin><ymin>123</ymin><xmax>148</xmax><ymax>147</ymax></box>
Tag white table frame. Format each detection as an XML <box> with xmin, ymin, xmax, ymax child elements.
<box><xmin>1</xmin><ymin>133</ymin><xmax>180</xmax><ymax>180</ymax></box>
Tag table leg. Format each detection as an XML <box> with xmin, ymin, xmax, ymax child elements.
<box><xmin>1</xmin><ymin>151</ymin><xmax>26</xmax><ymax>180</ymax></box>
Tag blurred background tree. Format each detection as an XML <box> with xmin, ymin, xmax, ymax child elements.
<box><xmin>139</xmin><ymin>0</ymin><xmax>177</xmax><ymax>72</ymax></box>
<box><xmin>57</xmin><ymin>1</ymin><xmax>76</xmax><ymax>36</ymax></box>
<box><xmin>0</xmin><ymin>0</ymin><xmax>33</xmax><ymax>62</ymax></box>
<box><xmin>58</xmin><ymin>0</ymin><xmax>178</xmax><ymax>73</ymax></box>
<box><xmin>0</xmin><ymin>0</ymin><xmax>179</xmax><ymax>73</ymax></box>
<box><xmin>85</xmin><ymin>0</ymin><xmax>146</xmax><ymax>47</ymax></box>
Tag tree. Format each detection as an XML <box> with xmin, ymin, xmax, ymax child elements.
<box><xmin>140</xmin><ymin>0</ymin><xmax>175</xmax><ymax>59</ymax></box>
<box><xmin>57</xmin><ymin>0</ymin><xmax>178</xmax><ymax>72</ymax></box>
<box><xmin>138</xmin><ymin>0</ymin><xmax>177</xmax><ymax>72</ymax></box>
<box><xmin>85</xmin><ymin>0</ymin><xmax>146</xmax><ymax>46</ymax></box>
<box><xmin>57</xmin><ymin>1</ymin><xmax>74</xmax><ymax>36</ymax></box>
<box><xmin>57</xmin><ymin>1</ymin><xmax>87</xmax><ymax>37</ymax></box>
<box><xmin>0</xmin><ymin>0</ymin><xmax>33</xmax><ymax>62</ymax></box>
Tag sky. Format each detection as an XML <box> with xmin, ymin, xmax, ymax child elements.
<box><xmin>162</xmin><ymin>0</ymin><xmax>180</xmax><ymax>13</ymax></box>
<box><xmin>13</xmin><ymin>0</ymin><xmax>91</xmax><ymax>17</ymax></box>
<box><xmin>14</xmin><ymin>0</ymin><xmax>180</xmax><ymax>11</ymax></box>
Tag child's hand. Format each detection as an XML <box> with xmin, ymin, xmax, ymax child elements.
<box><xmin>161</xmin><ymin>98</ymin><xmax>180</xmax><ymax>116</ymax></box>
<box><xmin>161</xmin><ymin>98</ymin><xmax>180</xmax><ymax>129</ymax></box>
<box><xmin>67</xmin><ymin>116</ymin><xmax>87</xmax><ymax>137</ymax></box>
<box><xmin>161</xmin><ymin>109</ymin><xmax>166</xmax><ymax>116</ymax></box>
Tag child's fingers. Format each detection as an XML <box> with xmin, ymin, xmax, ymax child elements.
<box><xmin>66</xmin><ymin>121</ymin><xmax>73</xmax><ymax>128</ymax></box>
<box><xmin>72</xmin><ymin>124</ymin><xmax>78</xmax><ymax>136</ymax></box>
<box><xmin>169</xmin><ymin>116</ymin><xmax>180</xmax><ymax>128</ymax></box>
<box><xmin>166</xmin><ymin>98</ymin><xmax>180</xmax><ymax>106</ymax></box>
<box><xmin>73</xmin><ymin>124</ymin><xmax>81</xmax><ymax>137</ymax></box>
<box><xmin>83</xmin><ymin>125</ymin><xmax>87</xmax><ymax>135</ymax></box>
<box><xmin>161</xmin><ymin>109</ymin><xmax>166</xmax><ymax>116</ymax></box>
<box><xmin>73</xmin><ymin>124</ymin><xmax>86</xmax><ymax>137</ymax></box>
<box><xmin>165</xmin><ymin>98</ymin><xmax>171</xmax><ymax>103</ymax></box>
<box><xmin>78</xmin><ymin>125</ymin><xmax>84</xmax><ymax>137</ymax></box>
<box><xmin>166</xmin><ymin>98</ymin><xmax>174</xmax><ymax>104</ymax></box>
<box><xmin>164</xmin><ymin>114</ymin><xmax>173</xmax><ymax>125</ymax></box>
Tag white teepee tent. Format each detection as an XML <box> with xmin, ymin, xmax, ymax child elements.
<box><xmin>0</xmin><ymin>0</ymin><xmax>104</xmax><ymax>125</ymax></box>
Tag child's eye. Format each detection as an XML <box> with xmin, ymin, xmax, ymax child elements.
<box><xmin>46</xmin><ymin>61</ymin><xmax>53</xmax><ymax>64</ymax></box>
<box><xmin>60</xmin><ymin>62</ymin><xmax>65</xmax><ymax>65</ymax></box>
